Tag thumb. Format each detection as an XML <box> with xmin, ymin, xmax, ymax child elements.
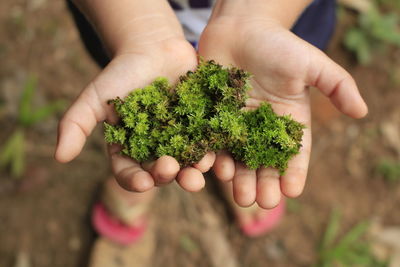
<box><xmin>307</xmin><ymin>48</ymin><xmax>368</xmax><ymax>119</ymax></box>
<box><xmin>54</xmin><ymin>53</ymin><xmax>161</xmax><ymax>163</ymax></box>
<box><xmin>55</xmin><ymin>82</ymin><xmax>107</xmax><ymax>163</ymax></box>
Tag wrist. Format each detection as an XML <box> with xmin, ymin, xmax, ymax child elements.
<box><xmin>73</xmin><ymin>0</ymin><xmax>185</xmax><ymax>56</ymax></box>
<box><xmin>210</xmin><ymin>0</ymin><xmax>313</xmax><ymax>29</ymax></box>
<box><xmin>111</xmin><ymin>15</ymin><xmax>186</xmax><ymax>56</ymax></box>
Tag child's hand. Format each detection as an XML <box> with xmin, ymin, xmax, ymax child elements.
<box><xmin>199</xmin><ymin>1</ymin><xmax>368</xmax><ymax>208</ymax></box>
<box><xmin>55</xmin><ymin>0</ymin><xmax>214</xmax><ymax>193</ymax></box>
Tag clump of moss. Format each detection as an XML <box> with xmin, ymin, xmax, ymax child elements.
<box><xmin>104</xmin><ymin>60</ymin><xmax>304</xmax><ymax>173</ymax></box>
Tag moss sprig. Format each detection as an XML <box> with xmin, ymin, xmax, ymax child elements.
<box><xmin>104</xmin><ymin>60</ymin><xmax>305</xmax><ymax>173</ymax></box>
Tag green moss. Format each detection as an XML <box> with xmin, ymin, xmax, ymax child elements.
<box><xmin>104</xmin><ymin>60</ymin><xmax>305</xmax><ymax>173</ymax></box>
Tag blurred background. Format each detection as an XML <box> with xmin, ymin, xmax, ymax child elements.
<box><xmin>0</xmin><ymin>0</ymin><xmax>400</xmax><ymax>266</ymax></box>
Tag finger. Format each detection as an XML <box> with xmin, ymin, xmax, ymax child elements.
<box><xmin>193</xmin><ymin>152</ymin><xmax>216</xmax><ymax>173</ymax></box>
<box><xmin>146</xmin><ymin>156</ymin><xmax>180</xmax><ymax>186</ymax></box>
<box><xmin>176</xmin><ymin>167</ymin><xmax>205</xmax><ymax>192</ymax></box>
<box><xmin>256</xmin><ymin>167</ymin><xmax>281</xmax><ymax>209</ymax></box>
<box><xmin>55</xmin><ymin>83</ymin><xmax>107</xmax><ymax>163</ymax></box>
<box><xmin>233</xmin><ymin>162</ymin><xmax>257</xmax><ymax>207</ymax></box>
<box><xmin>110</xmin><ymin>148</ymin><xmax>154</xmax><ymax>192</ymax></box>
<box><xmin>258</xmin><ymin>90</ymin><xmax>311</xmax><ymax>199</ymax></box>
<box><xmin>280</xmin><ymin>126</ymin><xmax>312</xmax><ymax>198</ymax></box>
<box><xmin>307</xmin><ymin>49</ymin><xmax>368</xmax><ymax>119</ymax></box>
<box><xmin>105</xmin><ymin>177</ymin><xmax>156</xmax><ymax>204</ymax></box>
<box><xmin>212</xmin><ymin>151</ymin><xmax>235</xmax><ymax>182</ymax></box>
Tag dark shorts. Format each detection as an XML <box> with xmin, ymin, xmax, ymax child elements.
<box><xmin>66</xmin><ymin>0</ymin><xmax>336</xmax><ymax>68</ymax></box>
<box><xmin>292</xmin><ymin>0</ymin><xmax>337</xmax><ymax>50</ymax></box>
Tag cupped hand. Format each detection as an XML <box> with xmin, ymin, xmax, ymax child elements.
<box><xmin>199</xmin><ymin>18</ymin><xmax>368</xmax><ymax>208</ymax></box>
<box><xmin>55</xmin><ymin>38</ymin><xmax>215</xmax><ymax>192</ymax></box>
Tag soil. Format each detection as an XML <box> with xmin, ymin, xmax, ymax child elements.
<box><xmin>0</xmin><ymin>1</ymin><xmax>399</xmax><ymax>267</ymax></box>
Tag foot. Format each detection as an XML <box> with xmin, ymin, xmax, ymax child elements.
<box><xmin>93</xmin><ymin>178</ymin><xmax>155</xmax><ymax>245</ymax></box>
<box><xmin>89</xmin><ymin>178</ymin><xmax>156</xmax><ymax>267</ymax></box>
<box><xmin>100</xmin><ymin>178</ymin><xmax>155</xmax><ymax>227</ymax></box>
<box><xmin>89</xmin><ymin>226</ymin><xmax>155</xmax><ymax>267</ymax></box>
<box><xmin>220</xmin><ymin>181</ymin><xmax>285</xmax><ymax>237</ymax></box>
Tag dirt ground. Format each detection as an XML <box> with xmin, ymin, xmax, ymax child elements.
<box><xmin>1</xmin><ymin>1</ymin><xmax>400</xmax><ymax>267</ymax></box>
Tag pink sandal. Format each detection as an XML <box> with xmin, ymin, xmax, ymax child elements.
<box><xmin>91</xmin><ymin>178</ymin><xmax>153</xmax><ymax>246</ymax></box>
<box><xmin>89</xmin><ymin>179</ymin><xmax>156</xmax><ymax>267</ymax></box>
<box><xmin>220</xmin><ymin>180</ymin><xmax>286</xmax><ymax>237</ymax></box>
<box><xmin>92</xmin><ymin>202</ymin><xmax>148</xmax><ymax>245</ymax></box>
<box><xmin>239</xmin><ymin>199</ymin><xmax>285</xmax><ymax>237</ymax></box>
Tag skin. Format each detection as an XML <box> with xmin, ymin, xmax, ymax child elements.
<box><xmin>199</xmin><ymin>0</ymin><xmax>368</xmax><ymax>212</ymax></box>
<box><xmin>55</xmin><ymin>0</ymin><xmax>368</xmax><ymax>227</ymax></box>
<box><xmin>55</xmin><ymin>0</ymin><xmax>214</xmax><ymax>192</ymax></box>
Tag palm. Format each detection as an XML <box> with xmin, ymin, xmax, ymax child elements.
<box><xmin>199</xmin><ymin>20</ymin><xmax>367</xmax><ymax>208</ymax></box>
<box><xmin>56</xmin><ymin>38</ymin><xmax>216</xmax><ymax>193</ymax></box>
<box><xmin>93</xmin><ymin>40</ymin><xmax>198</xmax><ymax>123</ymax></box>
<box><xmin>234</xmin><ymin>26</ymin><xmax>313</xmax><ymax>141</ymax></box>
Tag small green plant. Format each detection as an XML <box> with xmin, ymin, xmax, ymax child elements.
<box><xmin>343</xmin><ymin>3</ymin><xmax>400</xmax><ymax>65</ymax></box>
<box><xmin>286</xmin><ymin>198</ymin><xmax>302</xmax><ymax>213</ymax></box>
<box><xmin>0</xmin><ymin>99</ymin><xmax>5</xmax><ymax>119</ymax></box>
<box><xmin>180</xmin><ymin>234</ymin><xmax>199</xmax><ymax>254</ymax></box>
<box><xmin>104</xmin><ymin>61</ymin><xmax>304</xmax><ymax>173</ymax></box>
<box><xmin>315</xmin><ymin>210</ymin><xmax>387</xmax><ymax>267</ymax></box>
<box><xmin>0</xmin><ymin>76</ymin><xmax>65</xmax><ymax>178</ymax></box>
<box><xmin>377</xmin><ymin>0</ymin><xmax>400</xmax><ymax>10</ymax></box>
<box><xmin>376</xmin><ymin>159</ymin><xmax>400</xmax><ymax>182</ymax></box>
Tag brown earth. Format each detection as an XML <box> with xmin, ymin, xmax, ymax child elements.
<box><xmin>0</xmin><ymin>1</ymin><xmax>399</xmax><ymax>267</ymax></box>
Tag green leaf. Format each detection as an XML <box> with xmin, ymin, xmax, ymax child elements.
<box><xmin>324</xmin><ymin>222</ymin><xmax>369</xmax><ymax>263</ymax></box>
<box><xmin>343</xmin><ymin>4</ymin><xmax>400</xmax><ymax>65</ymax></box>
<box><xmin>377</xmin><ymin>159</ymin><xmax>400</xmax><ymax>182</ymax></box>
<box><xmin>18</xmin><ymin>76</ymin><xmax>37</xmax><ymax>126</ymax></box>
<box><xmin>17</xmin><ymin>75</ymin><xmax>65</xmax><ymax>127</ymax></box>
<box><xmin>336</xmin><ymin>221</ymin><xmax>369</xmax><ymax>249</ymax></box>
<box><xmin>28</xmin><ymin>100</ymin><xmax>66</xmax><ymax>126</ymax></box>
<box><xmin>369</xmin><ymin>12</ymin><xmax>400</xmax><ymax>45</ymax></box>
<box><xmin>344</xmin><ymin>28</ymin><xmax>372</xmax><ymax>64</ymax></box>
<box><xmin>320</xmin><ymin>210</ymin><xmax>341</xmax><ymax>251</ymax></box>
<box><xmin>11</xmin><ymin>130</ymin><xmax>25</xmax><ymax>178</ymax></box>
<box><xmin>0</xmin><ymin>129</ymin><xmax>25</xmax><ymax>178</ymax></box>
<box><xmin>179</xmin><ymin>234</ymin><xmax>199</xmax><ymax>253</ymax></box>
